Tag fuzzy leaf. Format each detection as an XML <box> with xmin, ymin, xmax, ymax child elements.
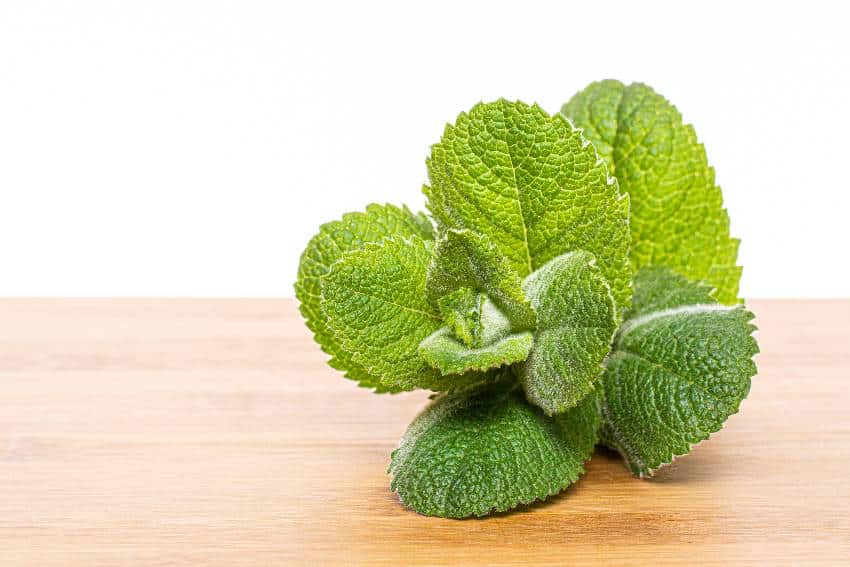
<box><xmin>562</xmin><ymin>81</ymin><xmax>742</xmax><ymax>304</ymax></box>
<box><xmin>600</xmin><ymin>267</ymin><xmax>759</xmax><ymax>477</ymax></box>
<box><xmin>436</xmin><ymin>287</ymin><xmax>485</xmax><ymax>348</ymax></box>
<box><xmin>425</xmin><ymin>100</ymin><xmax>631</xmax><ymax>312</ymax></box>
<box><xmin>426</xmin><ymin>229</ymin><xmax>535</xmax><ymax>331</ymax></box>
<box><xmin>321</xmin><ymin>236</ymin><xmax>489</xmax><ymax>392</ymax></box>
<box><xmin>389</xmin><ymin>384</ymin><xmax>600</xmax><ymax>518</ymax></box>
<box><xmin>419</xmin><ymin>298</ymin><xmax>533</xmax><ymax>375</ymax></box>
<box><xmin>419</xmin><ymin>328</ymin><xmax>533</xmax><ymax>376</ymax></box>
<box><xmin>626</xmin><ymin>265</ymin><xmax>717</xmax><ymax>319</ymax></box>
<box><xmin>295</xmin><ymin>204</ymin><xmax>434</xmax><ymax>392</ymax></box>
<box><xmin>518</xmin><ymin>251</ymin><xmax>617</xmax><ymax>415</ymax></box>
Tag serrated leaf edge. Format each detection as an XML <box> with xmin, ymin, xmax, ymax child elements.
<box><xmin>602</xmin><ymin>306</ymin><xmax>759</xmax><ymax>477</ymax></box>
<box><xmin>562</xmin><ymin>81</ymin><xmax>742</xmax><ymax>304</ymax></box>
<box><xmin>318</xmin><ymin>234</ymin><xmax>443</xmax><ymax>392</ymax></box>
<box><xmin>424</xmin><ymin>100</ymin><xmax>633</xmax><ymax>313</ymax></box>
<box><xmin>294</xmin><ymin>203</ymin><xmax>435</xmax><ymax>394</ymax></box>
<box><xmin>388</xmin><ymin>390</ymin><xmax>600</xmax><ymax>518</ymax></box>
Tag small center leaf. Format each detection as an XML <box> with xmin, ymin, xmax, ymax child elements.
<box><xmin>420</xmin><ymin>297</ymin><xmax>533</xmax><ymax>375</ymax></box>
<box><xmin>426</xmin><ymin>229</ymin><xmax>535</xmax><ymax>331</ymax></box>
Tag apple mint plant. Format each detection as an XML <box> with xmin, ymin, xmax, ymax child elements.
<box><xmin>295</xmin><ymin>80</ymin><xmax>759</xmax><ymax>518</ymax></box>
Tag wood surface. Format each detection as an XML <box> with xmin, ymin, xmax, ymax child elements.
<box><xmin>1</xmin><ymin>299</ymin><xmax>848</xmax><ymax>565</ymax></box>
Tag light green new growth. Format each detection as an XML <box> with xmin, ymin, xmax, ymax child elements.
<box><xmin>419</xmin><ymin>326</ymin><xmax>533</xmax><ymax>376</ymax></box>
<box><xmin>426</xmin><ymin>229</ymin><xmax>535</xmax><ymax>330</ymax></box>
<box><xmin>389</xmin><ymin>383</ymin><xmax>600</xmax><ymax>518</ymax></box>
<box><xmin>295</xmin><ymin>204</ymin><xmax>434</xmax><ymax>392</ymax></box>
<box><xmin>419</xmin><ymin>228</ymin><xmax>537</xmax><ymax>376</ymax></box>
<box><xmin>321</xmin><ymin>235</ymin><xmax>489</xmax><ymax>392</ymax></box>
<box><xmin>600</xmin><ymin>266</ymin><xmax>758</xmax><ymax>477</ymax></box>
<box><xmin>425</xmin><ymin>100</ymin><xmax>632</xmax><ymax>312</ymax></box>
<box><xmin>295</xmin><ymin>86</ymin><xmax>758</xmax><ymax>518</ymax></box>
<box><xmin>419</xmin><ymin>297</ymin><xmax>533</xmax><ymax>375</ymax></box>
<box><xmin>436</xmin><ymin>287</ymin><xmax>485</xmax><ymax>348</ymax></box>
<box><xmin>518</xmin><ymin>251</ymin><xmax>617</xmax><ymax>415</ymax></box>
<box><xmin>562</xmin><ymin>81</ymin><xmax>742</xmax><ymax>304</ymax></box>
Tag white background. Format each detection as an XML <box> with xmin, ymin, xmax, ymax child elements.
<box><xmin>1</xmin><ymin>1</ymin><xmax>848</xmax><ymax>297</ymax></box>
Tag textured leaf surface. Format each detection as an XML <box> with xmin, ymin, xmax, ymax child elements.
<box><xmin>321</xmin><ymin>236</ymin><xmax>487</xmax><ymax>392</ymax></box>
<box><xmin>562</xmin><ymin>81</ymin><xmax>741</xmax><ymax>304</ymax></box>
<box><xmin>518</xmin><ymin>251</ymin><xmax>617</xmax><ymax>415</ymax></box>
<box><xmin>419</xmin><ymin>327</ymin><xmax>533</xmax><ymax>376</ymax></box>
<box><xmin>426</xmin><ymin>229</ymin><xmax>535</xmax><ymax>331</ymax></box>
<box><xmin>436</xmin><ymin>287</ymin><xmax>485</xmax><ymax>348</ymax></box>
<box><xmin>626</xmin><ymin>265</ymin><xmax>716</xmax><ymax>319</ymax></box>
<box><xmin>424</xmin><ymin>100</ymin><xmax>631</xmax><ymax>311</ymax></box>
<box><xmin>389</xmin><ymin>384</ymin><xmax>600</xmax><ymax>518</ymax></box>
<box><xmin>295</xmin><ymin>204</ymin><xmax>434</xmax><ymax>392</ymax></box>
<box><xmin>420</xmin><ymin>297</ymin><xmax>533</xmax><ymax>375</ymax></box>
<box><xmin>600</xmin><ymin>267</ymin><xmax>758</xmax><ymax>476</ymax></box>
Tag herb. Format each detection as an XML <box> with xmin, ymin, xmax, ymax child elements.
<box><xmin>295</xmin><ymin>81</ymin><xmax>759</xmax><ymax>518</ymax></box>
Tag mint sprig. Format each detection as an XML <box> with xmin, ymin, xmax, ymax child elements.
<box><xmin>295</xmin><ymin>84</ymin><xmax>758</xmax><ymax>518</ymax></box>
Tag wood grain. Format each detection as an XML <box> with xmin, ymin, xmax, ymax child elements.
<box><xmin>1</xmin><ymin>299</ymin><xmax>848</xmax><ymax>565</ymax></box>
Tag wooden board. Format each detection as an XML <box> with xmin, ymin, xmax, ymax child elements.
<box><xmin>1</xmin><ymin>299</ymin><xmax>848</xmax><ymax>565</ymax></box>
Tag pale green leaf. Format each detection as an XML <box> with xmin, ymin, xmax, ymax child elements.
<box><xmin>600</xmin><ymin>267</ymin><xmax>759</xmax><ymax>477</ymax></box>
<box><xmin>389</xmin><ymin>384</ymin><xmax>600</xmax><ymax>518</ymax></box>
<box><xmin>426</xmin><ymin>229</ymin><xmax>535</xmax><ymax>330</ymax></box>
<box><xmin>436</xmin><ymin>287</ymin><xmax>484</xmax><ymax>348</ymax></box>
<box><xmin>518</xmin><ymin>251</ymin><xmax>617</xmax><ymax>415</ymax></box>
<box><xmin>418</xmin><ymin>328</ymin><xmax>533</xmax><ymax>376</ymax></box>
<box><xmin>562</xmin><ymin>81</ymin><xmax>742</xmax><ymax>304</ymax></box>
<box><xmin>321</xmin><ymin>236</ymin><xmax>490</xmax><ymax>392</ymax></box>
<box><xmin>295</xmin><ymin>204</ymin><xmax>434</xmax><ymax>392</ymax></box>
<box><xmin>424</xmin><ymin>100</ymin><xmax>632</xmax><ymax>312</ymax></box>
<box><xmin>419</xmin><ymin>297</ymin><xmax>533</xmax><ymax>375</ymax></box>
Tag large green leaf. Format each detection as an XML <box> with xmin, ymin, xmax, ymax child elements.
<box><xmin>600</xmin><ymin>267</ymin><xmax>758</xmax><ymax>477</ymax></box>
<box><xmin>389</xmin><ymin>383</ymin><xmax>600</xmax><ymax>518</ymax></box>
<box><xmin>321</xmin><ymin>236</ymin><xmax>488</xmax><ymax>392</ymax></box>
<box><xmin>562</xmin><ymin>81</ymin><xmax>741</xmax><ymax>304</ymax></box>
<box><xmin>518</xmin><ymin>251</ymin><xmax>617</xmax><ymax>415</ymax></box>
<box><xmin>295</xmin><ymin>204</ymin><xmax>434</xmax><ymax>392</ymax></box>
<box><xmin>424</xmin><ymin>100</ymin><xmax>631</xmax><ymax>312</ymax></box>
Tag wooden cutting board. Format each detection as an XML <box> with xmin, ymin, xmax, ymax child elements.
<box><xmin>1</xmin><ymin>299</ymin><xmax>848</xmax><ymax>565</ymax></box>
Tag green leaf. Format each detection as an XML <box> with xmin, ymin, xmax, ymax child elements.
<box><xmin>321</xmin><ymin>235</ymin><xmax>490</xmax><ymax>392</ymax></box>
<box><xmin>419</xmin><ymin>297</ymin><xmax>533</xmax><ymax>375</ymax></box>
<box><xmin>600</xmin><ymin>266</ymin><xmax>759</xmax><ymax>477</ymax></box>
<box><xmin>518</xmin><ymin>251</ymin><xmax>617</xmax><ymax>415</ymax></box>
<box><xmin>295</xmin><ymin>204</ymin><xmax>434</xmax><ymax>392</ymax></box>
<box><xmin>626</xmin><ymin>265</ymin><xmax>717</xmax><ymax>319</ymax></box>
<box><xmin>389</xmin><ymin>384</ymin><xmax>600</xmax><ymax>518</ymax></box>
<box><xmin>418</xmin><ymin>328</ymin><xmax>533</xmax><ymax>376</ymax></box>
<box><xmin>436</xmin><ymin>287</ymin><xmax>484</xmax><ymax>348</ymax></box>
<box><xmin>424</xmin><ymin>100</ymin><xmax>632</xmax><ymax>312</ymax></box>
<box><xmin>426</xmin><ymin>229</ymin><xmax>535</xmax><ymax>331</ymax></box>
<box><xmin>421</xmin><ymin>265</ymin><xmax>534</xmax><ymax>376</ymax></box>
<box><xmin>562</xmin><ymin>81</ymin><xmax>742</xmax><ymax>304</ymax></box>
